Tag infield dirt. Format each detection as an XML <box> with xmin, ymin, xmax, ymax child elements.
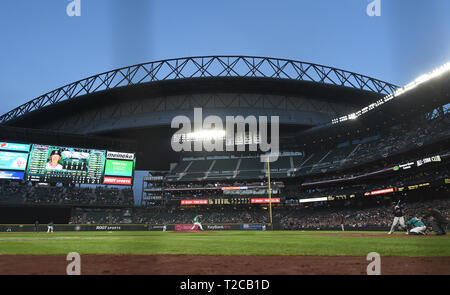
<box><xmin>0</xmin><ymin>255</ymin><xmax>449</xmax><ymax>275</ymax></box>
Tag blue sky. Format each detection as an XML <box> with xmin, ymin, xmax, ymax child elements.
<box><xmin>1</xmin><ymin>0</ymin><xmax>449</xmax><ymax>116</ymax></box>
<box><xmin>1</xmin><ymin>0</ymin><xmax>449</xmax><ymax>204</ymax></box>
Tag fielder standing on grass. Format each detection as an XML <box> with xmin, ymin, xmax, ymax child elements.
<box><xmin>388</xmin><ymin>201</ymin><xmax>408</xmax><ymax>234</ymax></box>
<box><xmin>191</xmin><ymin>215</ymin><xmax>203</xmax><ymax>231</ymax></box>
<box><xmin>47</xmin><ymin>221</ymin><xmax>54</xmax><ymax>233</ymax></box>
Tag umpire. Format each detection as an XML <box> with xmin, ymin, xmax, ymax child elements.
<box><xmin>424</xmin><ymin>206</ymin><xmax>447</xmax><ymax>235</ymax></box>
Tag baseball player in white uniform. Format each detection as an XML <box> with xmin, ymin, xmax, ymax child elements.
<box><xmin>191</xmin><ymin>215</ymin><xmax>204</xmax><ymax>230</ymax></box>
<box><xmin>47</xmin><ymin>221</ymin><xmax>54</xmax><ymax>233</ymax></box>
<box><xmin>388</xmin><ymin>202</ymin><xmax>407</xmax><ymax>234</ymax></box>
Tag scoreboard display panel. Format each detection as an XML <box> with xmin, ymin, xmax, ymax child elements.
<box><xmin>26</xmin><ymin>144</ymin><xmax>106</xmax><ymax>184</ymax></box>
<box><xmin>102</xmin><ymin>151</ymin><xmax>135</xmax><ymax>186</ymax></box>
<box><xmin>0</xmin><ymin>142</ymin><xmax>30</xmax><ymax>180</ymax></box>
<box><xmin>104</xmin><ymin>159</ymin><xmax>134</xmax><ymax>177</ymax></box>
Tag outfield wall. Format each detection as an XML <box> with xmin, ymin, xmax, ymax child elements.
<box><xmin>0</xmin><ymin>223</ymin><xmax>244</xmax><ymax>232</ymax></box>
<box><xmin>0</xmin><ymin>224</ymin><xmax>390</xmax><ymax>232</ymax></box>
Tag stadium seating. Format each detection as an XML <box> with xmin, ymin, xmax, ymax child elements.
<box><xmin>163</xmin><ymin>111</ymin><xmax>448</xmax><ymax>181</ymax></box>
<box><xmin>210</xmin><ymin>159</ymin><xmax>239</xmax><ymax>172</ymax></box>
<box><xmin>166</xmin><ymin>155</ymin><xmax>305</xmax><ymax>181</ymax></box>
<box><xmin>279</xmin><ymin>197</ymin><xmax>450</xmax><ymax>230</ymax></box>
<box><xmin>0</xmin><ymin>182</ymin><xmax>28</xmax><ymax>204</ymax></box>
<box><xmin>70</xmin><ymin>207</ymin><xmax>133</xmax><ymax>224</ymax></box>
<box><xmin>94</xmin><ymin>190</ymin><xmax>450</xmax><ymax>228</ymax></box>
<box><xmin>0</xmin><ymin>184</ymin><xmax>134</xmax><ymax>207</ymax></box>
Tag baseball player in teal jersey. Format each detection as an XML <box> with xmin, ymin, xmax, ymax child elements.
<box><xmin>47</xmin><ymin>221</ymin><xmax>54</xmax><ymax>233</ymax></box>
<box><xmin>407</xmin><ymin>217</ymin><xmax>426</xmax><ymax>235</ymax></box>
<box><xmin>191</xmin><ymin>215</ymin><xmax>203</xmax><ymax>230</ymax></box>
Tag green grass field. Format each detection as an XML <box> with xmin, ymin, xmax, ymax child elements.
<box><xmin>0</xmin><ymin>231</ymin><xmax>449</xmax><ymax>256</ymax></box>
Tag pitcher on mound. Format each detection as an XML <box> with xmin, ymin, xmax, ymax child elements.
<box><xmin>191</xmin><ymin>215</ymin><xmax>204</xmax><ymax>231</ymax></box>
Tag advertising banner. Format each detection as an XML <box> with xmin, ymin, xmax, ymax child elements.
<box><xmin>0</xmin><ymin>151</ymin><xmax>28</xmax><ymax>171</ymax></box>
<box><xmin>175</xmin><ymin>224</ymin><xmax>197</xmax><ymax>231</ymax></box>
<box><xmin>250</xmin><ymin>198</ymin><xmax>281</xmax><ymax>204</ymax></box>
<box><xmin>222</xmin><ymin>186</ymin><xmax>248</xmax><ymax>191</ymax></box>
<box><xmin>147</xmin><ymin>225</ymin><xmax>165</xmax><ymax>231</ymax></box>
<box><xmin>180</xmin><ymin>199</ymin><xmax>209</xmax><ymax>205</ymax></box>
<box><xmin>0</xmin><ymin>142</ymin><xmax>31</xmax><ymax>152</ymax></box>
<box><xmin>365</xmin><ymin>188</ymin><xmax>394</xmax><ymax>196</ymax></box>
<box><xmin>0</xmin><ymin>224</ymin><xmax>148</xmax><ymax>232</ymax></box>
<box><xmin>104</xmin><ymin>159</ymin><xmax>134</xmax><ymax>177</ymax></box>
<box><xmin>240</xmin><ymin>224</ymin><xmax>264</xmax><ymax>230</ymax></box>
<box><xmin>223</xmin><ymin>188</ymin><xmax>278</xmax><ymax>195</ymax></box>
<box><xmin>417</xmin><ymin>155</ymin><xmax>441</xmax><ymax>167</ymax></box>
<box><xmin>206</xmin><ymin>225</ymin><xmax>233</xmax><ymax>230</ymax></box>
<box><xmin>103</xmin><ymin>176</ymin><xmax>132</xmax><ymax>185</ymax></box>
<box><xmin>0</xmin><ymin>171</ymin><xmax>25</xmax><ymax>180</ymax></box>
<box><xmin>106</xmin><ymin>151</ymin><xmax>135</xmax><ymax>161</ymax></box>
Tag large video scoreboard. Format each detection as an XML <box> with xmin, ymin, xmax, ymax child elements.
<box><xmin>26</xmin><ymin>145</ymin><xmax>106</xmax><ymax>184</ymax></box>
<box><xmin>0</xmin><ymin>141</ymin><xmax>135</xmax><ymax>186</ymax></box>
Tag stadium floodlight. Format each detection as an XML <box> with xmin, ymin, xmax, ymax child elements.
<box><xmin>299</xmin><ymin>197</ymin><xmax>328</xmax><ymax>203</ymax></box>
<box><xmin>331</xmin><ymin>61</ymin><xmax>450</xmax><ymax>124</ymax></box>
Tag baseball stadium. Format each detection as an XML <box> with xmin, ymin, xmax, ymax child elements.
<box><xmin>0</xmin><ymin>55</ymin><xmax>449</xmax><ymax>275</ymax></box>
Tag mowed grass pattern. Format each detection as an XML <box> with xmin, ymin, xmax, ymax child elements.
<box><xmin>0</xmin><ymin>231</ymin><xmax>448</xmax><ymax>256</ymax></box>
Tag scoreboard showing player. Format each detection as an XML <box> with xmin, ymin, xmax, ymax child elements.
<box><xmin>0</xmin><ymin>141</ymin><xmax>136</xmax><ymax>186</ymax></box>
<box><xmin>0</xmin><ymin>142</ymin><xmax>30</xmax><ymax>180</ymax></box>
<box><xmin>26</xmin><ymin>144</ymin><xmax>106</xmax><ymax>184</ymax></box>
<box><xmin>102</xmin><ymin>151</ymin><xmax>135</xmax><ymax>186</ymax></box>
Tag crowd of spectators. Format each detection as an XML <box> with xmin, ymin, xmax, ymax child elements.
<box><xmin>279</xmin><ymin>198</ymin><xmax>450</xmax><ymax>230</ymax></box>
<box><xmin>344</xmin><ymin>112</ymin><xmax>449</xmax><ymax>167</ymax></box>
<box><xmin>298</xmin><ymin>164</ymin><xmax>450</xmax><ymax>199</ymax></box>
<box><xmin>146</xmin><ymin>180</ymin><xmax>281</xmax><ymax>201</ymax></box>
<box><xmin>69</xmin><ymin>208</ymin><xmax>132</xmax><ymax>224</ymax></box>
<box><xmin>132</xmin><ymin>207</ymin><xmax>267</xmax><ymax>224</ymax></box>
<box><xmin>146</xmin><ymin>161</ymin><xmax>449</xmax><ymax>204</ymax></box>
<box><xmin>26</xmin><ymin>186</ymin><xmax>133</xmax><ymax>206</ymax></box>
<box><xmin>0</xmin><ymin>181</ymin><xmax>29</xmax><ymax>204</ymax></box>
<box><xmin>0</xmin><ymin>182</ymin><xmax>134</xmax><ymax>206</ymax></box>
<box><xmin>66</xmin><ymin>183</ymin><xmax>449</xmax><ymax>229</ymax></box>
<box><xmin>93</xmin><ymin>187</ymin><xmax>134</xmax><ymax>206</ymax></box>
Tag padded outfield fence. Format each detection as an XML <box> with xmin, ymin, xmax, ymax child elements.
<box><xmin>0</xmin><ymin>224</ymin><xmax>390</xmax><ymax>232</ymax></box>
